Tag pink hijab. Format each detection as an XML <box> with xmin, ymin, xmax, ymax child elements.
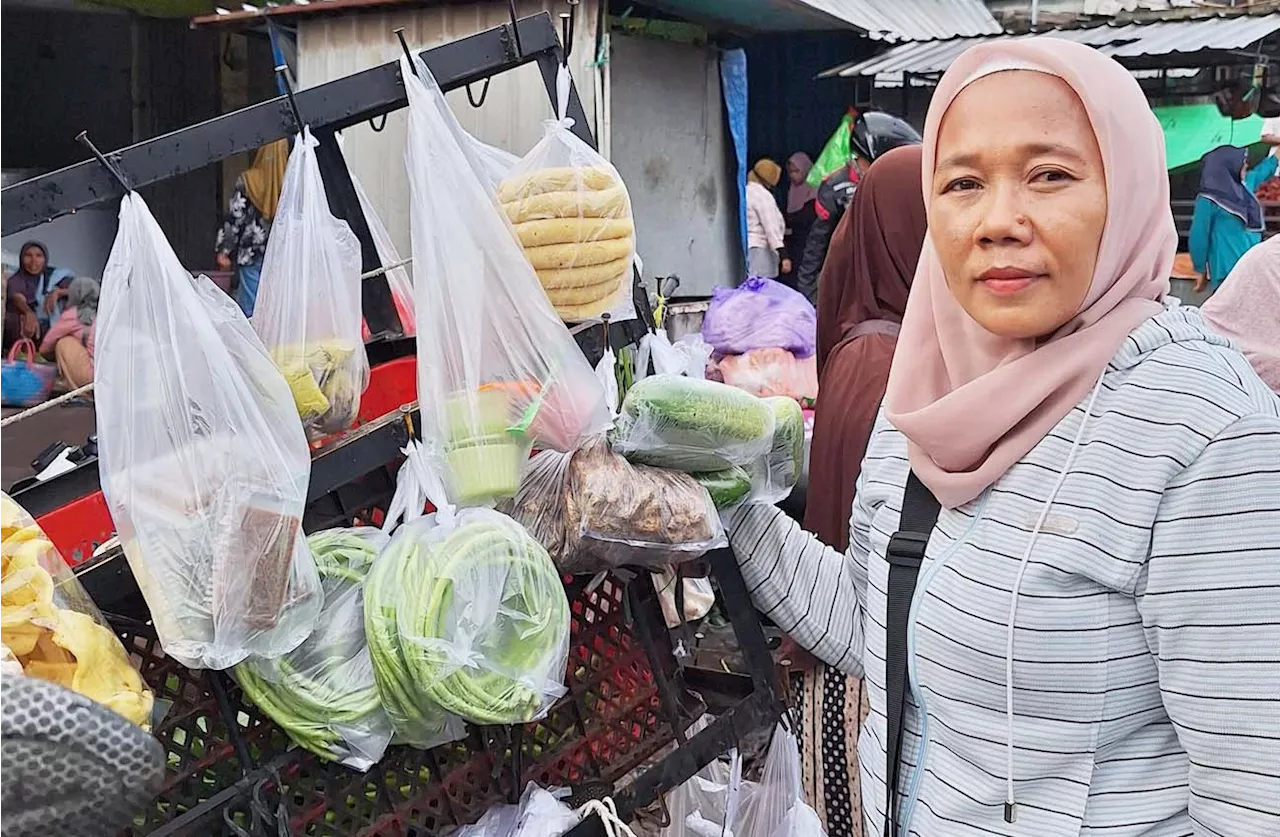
<box><xmin>786</xmin><ymin>152</ymin><xmax>819</xmax><ymax>213</ymax></box>
<box><xmin>884</xmin><ymin>39</ymin><xmax>1175</xmax><ymax>509</ymax></box>
<box><xmin>1201</xmin><ymin>236</ymin><xmax>1280</xmax><ymax>393</ymax></box>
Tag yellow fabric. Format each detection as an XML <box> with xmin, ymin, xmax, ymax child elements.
<box><xmin>749</xmin><ymin>158</ymin><xmax>783</xmax><ymax>188</ymax></box>
<box><xmin>243</xmin><ymin>139</ymin><xmax>290</xmax><ymax>221</ymax></box>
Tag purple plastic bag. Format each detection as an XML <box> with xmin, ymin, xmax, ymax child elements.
<box><xmin>701</xmin><ymin>277</ymin><xmax>817</xmax><ymax>358</ymax></box>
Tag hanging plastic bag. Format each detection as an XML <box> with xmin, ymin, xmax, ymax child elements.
<box><xmin>471</xmin><ymin>135</ymin><xmax>522</xmax><ymax>188</ymax></box>
<box><xmin>2</xmin><ymin>493</ymin><xmax>155</xmax><ymax>728</ymax></box>
<box><xmin>455</xmin><ymin>784</ymin><xmax>580</xmax><ymax>837</ymax></box>
<box><xmin>504</xmin><ymin>437</ymin><xmax>726</xmax><ymax>575</ymax></box>
<box><xmin>96</xmin><ymin>193</ymin><xmax>322</xmax><ymax>671</ymax></box>
<box><xmin>404</xmin><ymin>56</ymin><xmax>610</xmax><ymax>506</ymax></box>
<box><xmin>366</xmin><ymin>442</ymin><xmax>570</xmax><ymax>731</ymax></box>
<box><xmin>235</xmin><ymin>527</ymin><xmax>394</xmax><ymax>769</ymax></box>
<box><xmin>734</xmin><ymin>725</ymin><xmax>827</xmax><ymax>837</ymax></box>
<box><xmin>351</xmin><ymin>174</ymin><xmax>416</xmax><ymax>342</ymax></box>
<box><xmin>595</xmin><ymin>346</ymin><xmax>620</xmax><ymax>418</ymax></box>
<box><xmin>611</xmin><ymin>376</ymin><xmax>776</xmax><ymax>473</ymax></box>
<box><xmin>253</xmin><ymin>128</ymin><xmax>370</xmax><ymax>440</ymax></box>
<box><xmin>702</xmin><ymin>278</ymin><xmax>817</xmax><ymax>359</ymax></box>
<box><xmin>499</xmin><ymin>66</ymin><xmax>637</xmax><ymax>324</ymax></box>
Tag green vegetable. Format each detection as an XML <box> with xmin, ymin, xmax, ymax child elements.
<box><xmin>764</xmin><ymin>396</ymin><xmax>804</xmax><ymax>490</ymax></box>
<box><xmin>235</xmin><ymin>529</ymin><xmax>392</xmax><ymax>766</ymax></box>
<box><xmin>694</xmin><ymin>466</ymin><xmax>753</xmax><ymax>509</ymax></box>
<box><xmin>614</xmin><ymin>376</ymin><xmax>774</xmax><ymax>472</ymax></box>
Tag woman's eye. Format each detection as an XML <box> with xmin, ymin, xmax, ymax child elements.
<box><xmin>1033</xmin><ymin>168</ymin><xmax>1075</xmax><ymax>184</ymax></box>
<box><xmin>945</xmin><ymin>178</ymin><xmax>980</xmax><ymax>193</ymax></box>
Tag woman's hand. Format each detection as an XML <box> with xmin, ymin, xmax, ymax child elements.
<box><xmin>781</xmin><ymin>258</ymin><xmax>793</xmax><ymax>275</ymax></box>
<box><xmin>21</xmin><ymin>310</ymin><xmax>39</xmax><ymax>338</ymax></box>
<box><xmin>42</xmin><ymin>287</ymin><xmax>68</xmax><ymax>315</ymax></box>
<box><xmin>215</xmin><ymin>252</ymin><xmax>233</xmax><ymax>272</ymax></box>
<box><xmin>1193</xmin><ymin>272</ymin><xmax>1208</xmax><ymax>294</ymax></box>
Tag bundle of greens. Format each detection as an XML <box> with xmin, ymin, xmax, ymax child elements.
<box><xmin>235</xmin><ymin>528</ymin><xmax>394</xmax><ymax>769</ymax></box>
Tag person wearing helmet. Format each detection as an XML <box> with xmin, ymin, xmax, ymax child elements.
<box><xmin>795</xmin><ymin>111</ymin><xmax>922</xmax><ymax>304</ymax></box>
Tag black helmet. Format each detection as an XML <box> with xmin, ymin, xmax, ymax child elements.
<box><xmin>851</xmin><ymin>111</ymin><xmax>922</xmax><ymax>162</ymax></box>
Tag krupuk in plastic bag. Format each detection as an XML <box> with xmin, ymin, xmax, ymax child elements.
<box><xmin>403</xmin><ymin>56</ymin><xmax>609</xmax><ymax>506</ymax></box>
<box><xmin>96</xmin><ymin>193</ymin><xmax>322</xmax><ymax>671</ymax></box>
<box><xmin>701</xmin><ymin>278</ymin><xmax>817</xmax><ymax>359</ymax></box>
<box><xmin>236</xmin><ymin>527</ymin><xmax>394</xmax><ymax>769</ymax></box>
<box><xmin>1</xmin><ymin>493</ymin><xmax>154</xmax><ymax>728</ymax></box>
<box><xmin>499</xmin><ymin>66</ymin><xmax>637</xmax><ymax>323</ymax></box>
<box><xmin>254</xmin><ymin>128</ymin><xmax>370</xmax><ymax>440</ymax></box>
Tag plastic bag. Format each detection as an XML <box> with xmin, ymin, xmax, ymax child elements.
<box><xmin>367</xmin><ymin>442</ymin><xmax>570</xmax><ymax>730</ymax></box>
<box><xmin>504</xmin><ymin>437</ymin><xmax>726</xmax><ymax>574</ymax></box>
<box><xmin>1</xmin><ymin>493</ymin><xmax>155</xmax><ymax>727</ymax></box>
<box><xmin>253</xmin><ymin>128</ymin><xmax>370</xmax><ymax>440</ymax></box>
<box><xmin>702</xmin><ymin>279</ymin><xmax>817</xmax><ymax>359</ymax></box>
<box><xmin>711</xmin><ymin>349</ymin><xmax>818</xmax><ymax>403</ymax></box>
<box><xmin>653</xmin><ymin>569</ymin><xmax>715</xmax><ymax>630</ymax></box>
<box><xmin>352</xmin><ymin>170</ymin><xmax>416</xmax><ymax>341</ymax></box>
<box><xmin>498</xmin><ymin>66</ymin><xmax>637</xmax><ymax>324</ymax></box>
<box><xmin>97</xmin><ymin>193</ymin><xmax>322</xmax><ymax>671</ymax></box>
<box><xmin>611</xmin><ymin>375</ymin><xmax>776</xmax><ymax>473</ymax></box>
<box><xmin>637</xmin><ymin>332</ymin><xmax>714</xmax><ymax>381</ymax></box>
<box><xmin>403</xmin><ymin>55</ymin><xmax>609</xmax><ymax>506</ymax></box>
<box><xmin>456</xmin><ymin>784</ymin><xmax>580</xmax><ymax>837</ymax></box>
<box><xmin>734</xmin><ymin>725</ymin><xmax>827</xmax><ymax>837</ymax></box>
<box><xmin>235</xmin><ymin>527</ymin><xmax>394</xmax><ymax>769</ymax></box>
<box><xmin>471</xmin><ymin>135</ymin><xmax>522</xmax><ymax>187</ymax></box>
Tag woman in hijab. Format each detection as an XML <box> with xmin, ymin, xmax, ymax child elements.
<box><xmin>40</xmin><ymin>276</ymin><xmax>99</xmax><ymax>389</ymax></box>
<box><xmin>3</xmin><ymin>242</ymin><xmax>75</xmax><ymax>350</ymax></box>
<box><xmin>787</xmin><ymin>145</ymin><xmax>926</xmax><ymax>836</ymax></box>
<box><xmin>1189</xmin><ymin>143</ymin><xmax>1277</xmax><ymax>293</ymax></box>
<box><xmin>725</xmin><ymin>39</ymin><xmax>1280</xmax><ymax>836</ymax></box>
<box><xmin>1201</xmin><ymin>234</ymin><xmax>1280</xmax><ymax>393</ymax></box>
<box><xmin>783</xmin><ymin>152</ymin><xmax>819</xmax><ymax>283</ymax></box>
<box><xmin>215</xmin><ymin>138</ymin><xmax>288</xmax><ymax>316</ymax></box>
<box><xmin>746</xmin><ymin>158</ymin><xmax>789</xmax><ymax>280</ymax></box>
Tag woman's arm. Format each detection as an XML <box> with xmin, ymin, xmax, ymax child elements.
<box><xmin>1135</xmin><ymin>412</ymin><xmax>1280</xmax><ymax>833</ymax></box>
<box><xmin>762</xmin><ymin>196</ymin><xmax>786</xmax><ymax>252</ymax></box>
<box><xmin>726</xmin><ymin>495</ymin><xmax>868</xmax><ymax>676</ymax></box>
<box><xmin>1244</xmin><ymin>150</ymin><xmax>1279</xmax><ymax>193</ymax></box>
<box><xmin>1188</xmin><ymin>196</ymin><xmax>1214</xmax><ymax>279</ymax></box>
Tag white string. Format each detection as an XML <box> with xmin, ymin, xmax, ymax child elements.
<box><xmin>575</xmin><ymin>798</ymin><xmax>637</xmax><ymax>837</ymax></box>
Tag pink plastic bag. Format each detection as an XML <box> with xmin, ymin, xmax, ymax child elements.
<box><xmin>712</xmin><ymin>348</ymin><xmax>818</xmax><ymax>402</ymax></box>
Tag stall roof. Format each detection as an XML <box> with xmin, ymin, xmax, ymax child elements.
<box><xmin>821</xmin><ymin>11</ymin><xmax>1280</xmax><ymax>80</ymax></box>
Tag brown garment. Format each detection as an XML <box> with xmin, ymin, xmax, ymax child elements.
<box><xmin>54</xmin><ymin>336</ymin><xmax>94</xmax><ymax>389</ymax></box>
<box><xmin>805</xmin><ymin>145</ymin><xmax>926</xmax><ymax>550</ymax></box>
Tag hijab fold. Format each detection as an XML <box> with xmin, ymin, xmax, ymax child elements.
<box><xmin>1201</xmin><ymin>236</ymin><xmax>1280</xmax><ymax>392</ymax></box>
<box><xmin>816</xmin><ymin>145</ymin><xmax>925</xmax><ymax>373</ymax></box>
<box><xmin>786</xmin><ymin>152</ymin><xmax>818</xmax><ymax>214</ymax></box>
<box><xmin>884</xmin><ymin>39</ymin><xmax>1174</xmax><ymax>509</ymax></box>
<box><xmin>243</xmin><ymin>139</ymin><xmax>289</xmax><ymax>221</ymax></box>
<box><xmin>1198</xmin><ymin>145</ymin><xmax>1264</xmax><ymax>231</ymax></box>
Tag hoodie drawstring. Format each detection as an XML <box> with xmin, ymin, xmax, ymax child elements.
<box><xmin>1003</xmin><ymin>370</ymin><xmax>1106</xmax><ymax>823</ymax></box>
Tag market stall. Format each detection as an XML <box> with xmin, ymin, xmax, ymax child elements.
<box><xmin>1</xmin><ymin>12</ymin><xmax>789</xmax><ymax>837</ymax></box>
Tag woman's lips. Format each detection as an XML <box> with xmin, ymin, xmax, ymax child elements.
<box><xmin>978</xmin><ymin>268</ymin><xmax>1041</xmax><ymax>295</ymax></box>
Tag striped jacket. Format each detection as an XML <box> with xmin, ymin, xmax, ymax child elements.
<box><xmin>728</xmin><ymin>303</ymin><xmax>1280</xmax><ymax>836</ymax></box>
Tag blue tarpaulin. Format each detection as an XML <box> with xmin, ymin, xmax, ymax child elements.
<box><xmin>720</xmin><ymin>48</ymin><xmax>749</xmax><ymax>260</ymax></box>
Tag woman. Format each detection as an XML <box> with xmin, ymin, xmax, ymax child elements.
<box><xmin>3</xmin><ymin>242</ymin><xmax>74</xmax><ymax>350</ymax></box>
<box><xmin>727</xmin><ymin>38</ymin><xmax>1280</xmax><ymax>836</ymax></box>
<box><xmin>790</xmin><ymin>145</ymin><xmax>926</xmax><ymax>836</ymax></box>
<box><xmin>1189</xmin><ymin>143</ymin><xmax>1277</xmax><ymax>293</ymax></box>
<box><xmin>783</xmin><ymin>152</ymin><xmax>819</xmax><ymax>284</ymax></box>
<box><xmin>746</xmin><ymin>158</ymin><xmax>789</xmax><ymax>280</ymax></box>
<box><xmin>215</xmin><ymin>138</ymin><xmax>288</xmax><ymax>316</ymax></box>
<box><xmin>39</xmin><ymin>276</ymin><xmax>99</xmax><ymax>389</ymax></box>
<box><xmin>1201</xmin><ymin>235</ymin><xmax>1279</xmax><ymax>393</ymax></box>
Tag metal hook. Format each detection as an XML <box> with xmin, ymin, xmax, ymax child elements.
<box><xmin>394</xmin><ymin>27</ymin><xmax>418</xmax><ymax>76</ymax></box>
<box><xmin>369</xmin><ymin>113</ymin><xmax>388</xmax><ymax>132</ymax></box>
<box><xmin>601</xmin><ymin>311</ymin><xmax>611</xmax><ymax>347</ymax></box>
<box><xmin>560</xmin><ymin>0</ymin><xmax>578</xmax><ymax>65</ymax></box>
<box><xmin>506</xmin><ymin>0</ymin><xmax>524</xmax><ymax>58</ymax></box>
<box><xmin>275</xmin><ymin>64</ymin><xmax>303</xmax><ymax>131</ymax></box>
<box><xmin>465</xmin><ymin>76</ymin><xmax>491</xmax><ymax>108</ymax></box>
<box><xmin>75</xmin><ymin>131</ymin><xmax>130</xmax><ymax>194</ymax></box>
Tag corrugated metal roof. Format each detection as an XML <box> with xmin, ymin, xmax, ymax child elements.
<box><xmin>824</xmin><ymin>12</ymin><xmax>1280</xmax><ymax>79</ymax></box>
<box><xmin>796</xmin><ymin>0</ymin><xmax>1002</xmax><ymax>40</ymax></box>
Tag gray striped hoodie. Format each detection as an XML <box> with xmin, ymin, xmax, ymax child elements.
<box><xmin>728</xmin><ymin>303</ymin><xmax>1280</xmax><ymax>836</ymax></box>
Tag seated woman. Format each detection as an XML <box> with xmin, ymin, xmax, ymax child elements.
<box><xmin>4</xmin><ymin>242</ymin><xmax>74</xmax><ymax>350</ymax></box>
<box><xmin>39</xmin><ymin>276</ymin><xmax>98</xmax><ymax>390</ymax></box>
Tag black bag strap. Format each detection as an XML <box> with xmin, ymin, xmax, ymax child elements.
<box><xmin>883</xmin><ymin>470</ymin><xmax>941</xmax><ymax>837</ymax></box>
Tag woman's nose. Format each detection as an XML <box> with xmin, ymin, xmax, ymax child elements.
<box><xmin>975</xmin><ymin>184</ymin><xmax>1032</xmax><ymax>246</ymax></box>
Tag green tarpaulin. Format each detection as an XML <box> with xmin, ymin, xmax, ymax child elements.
<box><xmin>1155</xmin><ymin>103</ymin><xmax>1266</xmax><ymax>171</ymax></box>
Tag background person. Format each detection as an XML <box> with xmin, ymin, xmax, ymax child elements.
<box><xmin>215</xmin><ymin>139</ymin><xmax>288</xmax><ymax>317</ymax></box>
<box><xmin>39</xmin><ymin>276</ymin><xmax>99</xmax><ymax>390</ymax></box>
<box><xmin>1189</xmin><ymin>143</ymin><xmax>1278</xmax><ymax>293</ymax></box>
<box><xmin>1201</xmin><ymin>235</ymin><xmax>1279</xmax><ymax>393</ymax></box>
<box><xmin>783</xmin><ymin>152</ymin><xmax>818</xmax><ymax>287</ymax></box>
<box><xmin>745</xmin><ymin>158</ymin><xmax>789</xmax><ymax>279</ymax></box>
<box><xmin>3</xmin><ymin>242</ymin><xmax>74</xmax><ymax>350</ymax></box>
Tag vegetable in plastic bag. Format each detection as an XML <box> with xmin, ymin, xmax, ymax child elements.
<box><xmin>403</xmin><ymin>55</ymin><xmax>609</xmax><ymax>505</ymax></box>
<box><xmin>253</xmin><ymin>128</ymin><xmax>370</xmax><ymax>440</ymax></box>
<box><xmin>2</xmin><ymin>493</ymin><xmax>154</xmax><ymax>728</ymax></box>
<box><xmin>97</xmin><ymin>193</ymin><xmax>322</xmax><ymax>671</ymax></box>
<box><xmin>611</xmin><ymin>375</ymin><xmax>776</xmax><ymax>473</ymax></box>
<box><xmin>744</xmin><ymin>397</ymin><xmax>805</xmax><ymax>507</ymax></box>
<box><xmin>701</xmin><ymin>278</ymin><xmax>817</xmax><ymax>359</ymax></box>
<box><xmin>504</xmin><ymin>437</ymin><xmax>726</xmax><ymax>574</ymax></box>
<box><xmin>499</xmin><ymin>66</ymin><xmax>637</xmax><ymax>323</ymax></box>
<box><xmin>366</xmin><ymin>443</ymin><xmax>570</xmax><ymax>731</ymax></box>
<box><xmin>235</xmin><ymin>528</ymin><xmax>394</xmax><ymax>769</ymax></box>
<box><xmin>711</xmin><ymin>348</ymin><xmax>818</xmax><ymax>403</ymax></box>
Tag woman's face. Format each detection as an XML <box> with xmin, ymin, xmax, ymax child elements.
<box><xmin>929</xmin><ymin>71</ymin><xmax>1108</xmax><ymax>339</ymax></box>
<box><xmin>788</xmin><ymin>160</ymin><xmax>805</xmax><ymax>185</ymax></box>
<box><xmin>21</xmin><ymin>246</ymin><xmax>46</xmax><ymax>276</ymax></box>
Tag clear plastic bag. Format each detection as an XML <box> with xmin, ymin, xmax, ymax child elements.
<box><xmin>745</xmin><ymin>397</ymin><xmax>805</xmax><ymax>507</ymax></box>
<box><xmin>471</xmin><ymin>135</ymin><xmax>521</xmax><ymax>188</ymax></box>
<box><xmin>351</xmin><ymin>169</ymin><xmax>416</xmax><ymax>341</ymax></box>
<box><xmin>499</xmin><ymin>66</ymin><xmax>637</xmax><ymax>324</ymax></box>
<box><xmin>367</xmin><ymin>443</ymin><xmax>570</xmax><ymax>730</ymax></box>
<box><xmin>611</xmin><ymin>375</ymin><xmax>776</xmax><ymax>473</ymax></box>
<box><xmin>456</xmin><ymin>784</ymin><xmax>580</xmax><ymax>837</ymax></box>
<box><xmin>734</xmin><ymin>725</ymin><xmax>827</xmax><ymax>837</ymax></box>
<box><xmin>504</xmin><ymin>437</ymin><xmax>726</xmax><ymax>574</ymax></box>
<box><xmin>636</xmin><ymin>332</ymin><xmax>713</xmax><ymax>382</ymax></box>
<box><xmin>97</xmin><ymin>193</ymin><xmax>322</xmax><ymax>671</ymax></box>
<box><xmin>711</xmin><ymin>349</ymin><xmax>818</xmax><ymax>403</ymax></box>
<box><xmin>235</xmin><ymin>527</ymin><xmax>394</xmax><ymax>769</ymax></box>
<box><xmin>2</xmin><ymin>492</ymin><xmax>155</xmax><ymax>728</ymax></box>
<box><xmin>403</xmin><ymin>56</ymin><xmax>609</xmax><ymax>506</ymax></box>
<box><xmin>253</xmin><ymin>128</ymin><xmax>370</xmax><ymax>440</ymax></box>
<box><xmin>702</xmin><ymin>278</ymin><xmax>817</xmax><ymax>359</ymax></box>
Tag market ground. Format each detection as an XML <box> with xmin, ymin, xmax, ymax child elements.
<box><xmin>1</xmin><ymin>403</ymin><xmax>95</xmax><ymax>490</ymax></box>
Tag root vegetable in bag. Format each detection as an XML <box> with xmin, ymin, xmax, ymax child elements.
<box><xmin>253</xmin><ymin>128</ymin><xmax>370</xmax><ymax>440</ymax></box>
<box><xmin>96</xmin><ymin>194</ymin><xmax>322</xmax><ymax>671</ymax></box>
<box><xmin>402</xmin><ymin>55</ymin><xmax>609</xmax><ymax>504</ymax></box>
